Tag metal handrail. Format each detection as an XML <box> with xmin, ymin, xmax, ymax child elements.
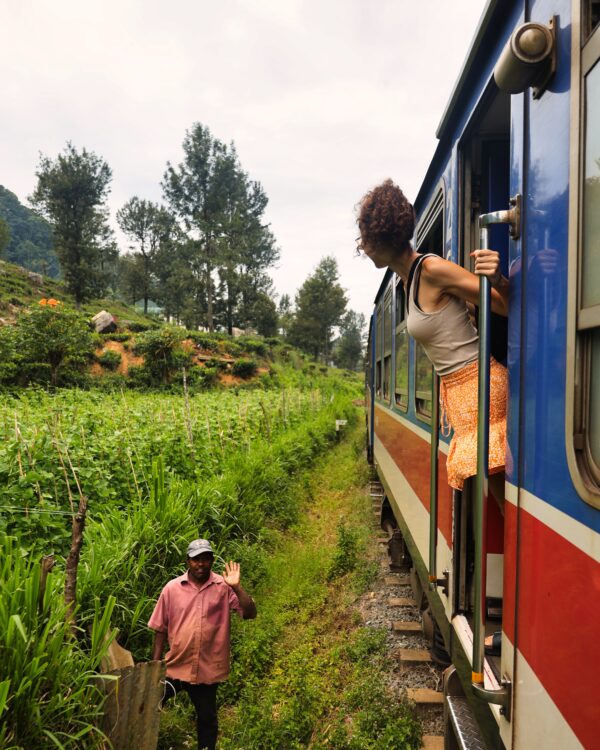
<box><xmin>471</xmin><ymin>209</ymin><xmax>515</xmax><ymax>718</ymax></box>
<box><xmin>428</xmin><ymin>372</ymin><xmax>440</xmax><ymax>589</ymax></box>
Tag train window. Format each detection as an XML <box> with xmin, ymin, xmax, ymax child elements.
<box><xmin>414</xmin><ymin>184</ymin><xmax>444</xmax><ymax>421</ymax></box>
<box><xmin>395</xmin><ymin>327</ymin><xmax>409</xmax><ymax>410</ymax></box>
<box><xmin>383</xmin><ymin>289</ymin><xmax>393</xmax><ymax>402</ymax></box>
<box><xmin>568</xmin><ymin>19</ymin><xmax>600</xmax><ymax>504</ymax></box>
<box><xmin>375</xmin><ymin>302</ymin><xmax>383</xmax><ymax>399</ymax></box>
<box><xmin>584</xmin><ymin>1</ymin><xmax>600</xmax><ymax>39</ymax></box>
<box><xmin>415</xmin><ymin>344</ymin><xmax>433</xmax><ymax>420</ymax></box>
<box><xmin>394</xmin><ymin>277</ymin><xmax>409</xmax><ymax>409</ymax></box>
<box><xmin>580</xmin><ymin>56</ymin><xmax>600</xmax><ymax>479</ymax></box>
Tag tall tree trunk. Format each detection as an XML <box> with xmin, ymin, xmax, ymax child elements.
<box><xmin>206</xmin><ymin>258</ymin><xmax>214</xmax><ymax>331</ymax></box>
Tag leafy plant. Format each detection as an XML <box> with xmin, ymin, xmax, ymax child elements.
<box><xmin>232</xmin><ymin>358</ymin><xmax>258</xmax><ymax>379</ymax></box>
<box><xmin>97</xmin><ymin>349</ymin><xmax>122</xmax><ymax>370</ymax></box>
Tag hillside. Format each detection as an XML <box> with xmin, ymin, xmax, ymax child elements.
<box><xmin>0</xmin><ymin>258</ymin><xmax>158</xmax><ymax>329</ymax></box>
<box><xmin>0</xmin><ymin>186</ymin><xmax>59</xmax><ymax>277</ymax></box>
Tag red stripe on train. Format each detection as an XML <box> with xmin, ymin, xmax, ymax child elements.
<box><xmin>374</xmin><ymin>405</ymin><xmax>453</xmax><ymax>546</ymax></box>
<box><xmin>512</xmin><ymin>507</ymin><xmax>600</xmax><ymax>748</ymax></box>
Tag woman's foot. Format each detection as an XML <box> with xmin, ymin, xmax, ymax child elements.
<box><xmin>484</xmin><ymin>631</ymin><xmax>502</xmax><ymax>657</ymax></box>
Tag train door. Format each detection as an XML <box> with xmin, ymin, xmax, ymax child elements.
<box><xmin>453</xmin><ymin>86</ymin><xmax>514</xmax><ymax>702</ymax></box>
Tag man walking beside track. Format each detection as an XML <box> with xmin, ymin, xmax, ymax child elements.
<box><xmin>149</xmin><ymin>538</ymin><xmax>257</xmax><ymax>750</ymax></box>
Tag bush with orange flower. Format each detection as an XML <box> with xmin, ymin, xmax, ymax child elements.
<box><xmin>10</xmin><ymin>303</ymin><xmax>94</xmax><ymax>386</ymax></box>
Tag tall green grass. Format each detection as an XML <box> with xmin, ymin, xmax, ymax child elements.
<box><xmin>0</xmin><ymin>537</ymin><xmax>116</xmax><ymax>750</ymax></box>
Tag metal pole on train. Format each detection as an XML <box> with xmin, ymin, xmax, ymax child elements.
<box><xmin>428</xmin><ymin>373</ymin><xmax>440</xmax><ymax>590</ymax></box>
<box><xmin>472</xmin><ymin>224</ymin><xmax>491</xmax><ymax>689</ymax></box>
<box><xmin>471</xmin><ymin>202</ymin><xmax>520</xmax><ymax>718</ymax></box>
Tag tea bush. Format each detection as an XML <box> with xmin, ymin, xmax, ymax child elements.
<box><xmin>97</xmin><ymin>349</ymin><xmax>122</xmax><ymax>370</ymax></box>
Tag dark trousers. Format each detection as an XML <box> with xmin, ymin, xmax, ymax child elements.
<box><xmin>163</xmin><ymin>679</ymin><xmax>219</xmax><ymax>750</ymax></box>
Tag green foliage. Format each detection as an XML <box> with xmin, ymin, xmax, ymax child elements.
<box><xmin>0</xmin><ymin>217</ymin><xmax>10</xmax><ymax>256</ymax></box>
<box><xmin>327</xmin><ymin>521</ymin><xmax>360</xmax><ymax>581</ymax></box>
<box><xmin>217</xmin><ymin>433</ymin><xmax>421</xmax><ymax>750</ymax></box>
<box><xmin>334</xmin><ymin>310</ymin><xmax>367</xmax><ymax>371</ymax></box>
<box><xmin>232</xmin><ymin>357</ymin><xmax>258</xmax><ymax>379</ymax></box>
<box><xmin>162</xmin><ymin>122</ymin><xmax>279</xmax><ymax>333</ymax></box>
<box><xmin>0</xmin><ymin>185</ymin><xmax>59</xmax><ymax>277</ymax></box>
<box><xmin>29</xmin><ymin>143</ymin><xmax>116</xmax><ymax>304</ymax></box>
<box><xmin>97</xmin><ymin>349</ymin><xmax>121</xmax><ymax>370</ymax></box>
<box><xmin>133</xmin><ymin>327</ymin><xmax>192</xmax><ymax>385</ymax></box>
<box><xmin>288</xmin><ymin>256</ymin><xmax>348</xmax><ymax>361</ymax></box>
<box><xmin>6</xmin><ymin>304</ymin><xmax>95</xmax><ymax>386</ymax></box>
<box><xmin>101</xmin><ymin>332</ymin><xmax>130</xmax><ymax>342</ymax></box>
<box><xmin>0</xmin><ymin>325</ymin><xmax>19</xmax><ymax>384</ymax></box>
<box><xmin>117</xmin><ymin>198</ymin><xmax>176</xmax><ymax>313</ymax></box>
<box><xmin>0</xmin><ymin>536</ymin><xmax>116</xmax><ymax>749</ymax></box>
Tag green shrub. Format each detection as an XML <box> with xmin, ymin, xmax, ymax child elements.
<box><xmin>232</xmin><ymin>358</ymin><xmax>258</xmax><ymax>379</ymax></box>
<box><xmin>133</xmin><ymin>327</ymin><xmax>192</xmax><ymax>385</ymax></box>
<box><xmin>0</xmin><ymin>325</ymin><xmax>19</xmax><ymax>384</ymax></box>
<box><xmin>204</xmin><ymin>357</ymin><xmax>229</xmax><ymax>371</ymax></box>
<box><xmin>97</xmin><ymin>349</ymin><xmax>122</xmax><ymax>371</ymax></box>
<box><xmin>327</xmin><ymin>521</ymin><xmax>360</xmax><ymax>580</ymax></box>
<box><xmin>101</xmin><ymin>332</ymin><xmax>130</xmax><ymax>342</ymax></box>
<box><xmin>15</xmin><ymin>304</ymin><xmax>95</xmax><ymax>386</ymax></box>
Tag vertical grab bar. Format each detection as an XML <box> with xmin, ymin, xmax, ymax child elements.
<box><xmin>472</xmin><ymin>224</ymin><xmax>492</xmax><ymax>688</ymax></box>
<box><xmin>428</xmin><ymin>372</ymin><xmax>441</xmax><ymax>590</ymax></box>
<box><xmin>471</xmin><ymin>207</ymin><xmax>518</xmax><ymax>718</ymax></box>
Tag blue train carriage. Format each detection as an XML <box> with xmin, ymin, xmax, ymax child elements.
<box><xmin>365</xmin><ymin>1</ymin><xmax>600</xmax><ymax>748</ymax></box>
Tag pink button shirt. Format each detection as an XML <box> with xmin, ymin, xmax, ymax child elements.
<box><xmin>148</xmin><ymin>570</ymin><xmax>242</xmax><ymax>684</ymax></box>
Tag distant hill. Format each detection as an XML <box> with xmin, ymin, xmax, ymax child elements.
<box><xmin>0</xmin><ymin>185</ymin><xmax>60</xmax><ymax>277</ymax></box>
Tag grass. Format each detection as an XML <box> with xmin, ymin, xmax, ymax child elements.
<box><xmin>157</xmin><ymin>424</ymin><xmax>422</xmax><ymax>750</ymax></box>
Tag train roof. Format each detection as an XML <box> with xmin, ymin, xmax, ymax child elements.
<box><xmin>414</xmin><ymin>0</ymin><xmax>510</xmax><ymax>214</ymax></box>
<box><xmin>372</xmin><ymin>0</ymin><xmax>510</xmax><ymax>308</ymax></box>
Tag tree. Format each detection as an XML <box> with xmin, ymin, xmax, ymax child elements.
<box><xmin>163</xmin><ymin>123</ymin><xmax>279</xmax><ymax>332</ymax></box>
<box><xmin>288</xmin><ymin>256</ymin><xmax>347</xmax><ymax>360</ymax></box>
<box><xmin>117</xmin><ymin>198</ymin><xmax>175</xmax><ymax>313</ymax></box>
<box><xmin>29</xmin><ymin>143</ymin><xmax>114</xmax><ymax>304</ymax></box>
<box><xmin>333</xmin><ymin>311</ymin><xmax>366</xmax><ymax>371</ymax></box>
<box><xmin>277</xmin><ymin>294</ymin><xmax>294</xmax><ymax>338</ymax></box>
<box><xmin>0</xmin><ymin>186</ymin><xmax>58</xmax><ymax>276</ymax></box>
<box><xmin>16</xmin><ymin>303</ymin><xmax>94</xmax><ymax>386</ymax></box>
<box><xmin>0</xmin><ymin>218</ymin><xmax>9</xmax><ymax>256</ymax></box>
<box><xmin>251</xmin><ymin>292</ymin><xmax>278</xmax><ymax>337</ymax></box>
<box><xmin>163</xmin><ymin>124</ymin><xmax>230</xmax><ymax>331</ymax></box>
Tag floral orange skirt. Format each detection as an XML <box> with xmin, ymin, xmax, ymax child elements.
<box><xmin>439</xmin><ymin>358</ymin><xmax>507</xmax><ymax>491</ymax></box>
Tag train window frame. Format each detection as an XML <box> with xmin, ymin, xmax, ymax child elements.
<box><xmin>412</xmin><ymin>183</ymin><xmax>445</xmax><ymax>424</ymax></box>
<box><xmin>566</xmin><ymin>11</ymin><xmax>600</xmax><ymax>507</ymax></box>
<box><xmin>383</xmin><ymin>287</ymin><xmax>393</xmax><ymax>403</ymax></box>
<box><xmin>394</xmin><ymin>277</ymin><xmax>409</xmax><ymax>412</ymax></box>
<box><xmin>375</xmin><ymin>301</ymin><xmax>383</xmax><ymax>400</ymax></box>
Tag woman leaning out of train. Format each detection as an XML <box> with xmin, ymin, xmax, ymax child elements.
<box><xmin>357</xmin><ymin>179</ymin><xmax>508</xmax><ymax>656</ymax></box>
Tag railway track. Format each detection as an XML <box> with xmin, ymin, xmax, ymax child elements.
<box><xmin>364</xmin><ymin>480</ymin><xmax>445</xmax><ymax>750</ymax></box>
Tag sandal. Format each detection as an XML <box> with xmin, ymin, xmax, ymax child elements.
<box><xmin>484</xmin><ymin>631</ymin><xmax>502</xmax><ymax>657</ymax></box>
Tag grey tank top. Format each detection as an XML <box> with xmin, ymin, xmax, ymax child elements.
<box><xmin>406</xmin><ymin>254</ymin><xmax>479</xmax><ymax>376</ymax></box>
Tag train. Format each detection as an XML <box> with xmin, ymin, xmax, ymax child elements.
<box><xmin>365</xmin><ymin>1</ymin><xmax>600</xmax><ymax>748</ymax></box>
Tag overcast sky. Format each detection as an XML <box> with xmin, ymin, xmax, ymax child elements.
<box><xmin>1</xmin><ymin>0</ymin><xmax>486</xmax><ymax>323</ymax></box>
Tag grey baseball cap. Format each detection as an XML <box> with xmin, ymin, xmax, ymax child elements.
<box><xmin>186</xmin><ymin>539</ymin><xmax>214</xmax><ymax>558</ymax></box>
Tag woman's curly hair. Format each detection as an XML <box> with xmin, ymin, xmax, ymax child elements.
<box><xmin>357</xmin><ymin>179</ymin><xmax>415</xmax><ymax>252</ymax></box>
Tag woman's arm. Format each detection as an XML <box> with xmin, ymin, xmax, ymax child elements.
<box><xmin>421</xmin><ymin>251</ymin><xmax>509</xmax><ymax>317</ymax></box>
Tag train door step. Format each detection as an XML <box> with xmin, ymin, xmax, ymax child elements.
<box><xmin>385</xmin><ymin>575</ymin><xmax>410</xmax><ymax>586</ymax></box>
<box><xmin>389</xmin><ymin>597</ymin><xmax>416</xmax><ymax>607</ymax></box>
<box><xmin>406</xmin><ymin>688</ymin><xmax>444</xmax><ymax>704</ymax></box>
<box><xmin>446</xmin><ymin>695</ymin><xmax>488</xmax><ymax>750</ymax></box>
<box><xmin>422</xmin><ymin>736</ymin><xmax>444</xmax><ymax>750</ymax></box>
<box><xmin>395</xmin><ymin>648</ymin><xmax>432</xmax><ymax>664</ymax></box>
<box><xmin>392</xmin><ymin>620</ymin><xmax>422</xmax><ymax>634</ymax></box>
